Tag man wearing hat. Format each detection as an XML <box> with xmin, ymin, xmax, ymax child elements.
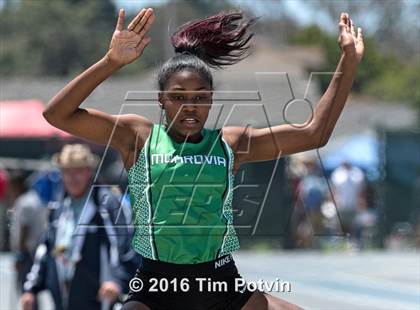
<box><xmin>21</xmin><ymin>144</ymin><xmax>136</xmax><ymax>310</ymax></box>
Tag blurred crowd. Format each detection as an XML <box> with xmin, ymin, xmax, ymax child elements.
<box><xmin>0</xmin><ymin>144</ymin><xmax>139</xmax><ymax>310</ymax></box>
<box><xmin>0</xmin><ymin>144</ymin><xmax>418</xmax><ymax>309</ymax></box>
<box><xmin>287</xmin><ymin>153</ymin><xmax>420</xmax><ymax>251</ymax></box>
<box><xmin>288</xmin><ymin>154</ymin><xmax>378</xmax><ymax>250</ymax></box>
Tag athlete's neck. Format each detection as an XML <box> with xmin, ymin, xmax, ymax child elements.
<box><xmin>164</xmin><ymin>124</ymin><xmax>203</xmax><ymax>144</ymax></box>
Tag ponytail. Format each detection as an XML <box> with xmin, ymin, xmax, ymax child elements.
<box><xmin>157</xmin><ymin>10</ymin><xmax>257</xmax><ymax>91</ymax></box>
<box><xmin>171</xmin><ymin>11</ymin><xmax>257</xmax><ymax>68</ymax></box>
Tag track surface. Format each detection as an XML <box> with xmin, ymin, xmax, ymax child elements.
<box><xmin>1</xmin><ymin>251</ymin><xmax>419</xmax><ymax>310</ymax></box>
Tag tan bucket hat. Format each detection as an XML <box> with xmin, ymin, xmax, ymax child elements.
<box><xmin>52</xmin><ymin>144</ymin><xmax>100</xmax><ymax>168</ymax></box>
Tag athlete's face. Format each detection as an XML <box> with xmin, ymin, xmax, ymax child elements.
<box><xmin>158</xmin><ymin>70</ymin><xmax>212</xmax><ymax>141</ymax></box>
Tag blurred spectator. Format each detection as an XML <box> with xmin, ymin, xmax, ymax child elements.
<box><xmin>415</xmin><ymin>216</ymin><xmax>420</xmax><ymax>249</ymax></box>
<box><xmin>330</xmin><ymin>161</ymin><xmax>366</xmax><ymax>236</ymax></box>
<box><xmin>104</xmin><ymin>160</ymin><xmax>128</xmax><ymax>191</ymax></box>
<box><xmin>8</xmin><ymin>170</ymin><xmax>47</xmax><ymax>306</ymax></box>
<box><xmin>0</xmin><ymin>166</ymin><xmax>7</xmax><ymax>199</ymax></box>
<box><xmin>0</xmin><ymin>166</ymin><xmax>9</xmax><ymax>251</ymax></box>
<box><xmin>21</xmin><ymin>144</ymin><xmax>137</xmax><ymax>310</ymax></box>
<box><xmin>295</xmin><ymin>156</ymin><xmax>328</xmax><ymax>248</ymax></box>
<box><xmin>352</xmin><ymin>206</ymin><xmax>377</xmax><ymax>249</ymax></box>
<box><xmin>29</xmin><ymin>169</ymin><xmax>63</xmax><ymax>204</ymax></box>
<box><xmin>385</xmin><ymin>222</ymin><xmax>415</xmax><ymax>251</ymax></box>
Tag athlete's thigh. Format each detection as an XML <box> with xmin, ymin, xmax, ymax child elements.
<box><xmin>120</xmin><ymin>301</ymin><xmax>151</xmax><ymax>310</ymax></box>
<box><xmin>241</xmin><ymin>291</ymin><xmax>303</xmax><ymax>310</ymax></box>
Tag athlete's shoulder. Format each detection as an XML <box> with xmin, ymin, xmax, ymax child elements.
<box><xmin>111</xmin><ymin>114</ymin><xmax>154</xmax><ymax>146</ymax></box>
<box><xmin>117</xmin><ymin>114</ymin><xmax>153</xmax><ymax>131</ymax></box>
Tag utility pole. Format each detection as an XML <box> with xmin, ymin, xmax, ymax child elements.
<box><xmin>164</xmin><ymin>1</ymin><xmax>178</xmax><ymax>59</ymax></box>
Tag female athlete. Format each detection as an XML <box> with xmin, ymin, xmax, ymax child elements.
<box><xmin>43</xmin><ymin>7</ymin><xmax>364</xmax><ymax>310</ymax></box>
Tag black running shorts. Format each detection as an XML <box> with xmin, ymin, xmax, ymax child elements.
<box><xmin>123</xmin><ymin>254</ymin><xmax>254</xmax><ymax>310</ymax></box>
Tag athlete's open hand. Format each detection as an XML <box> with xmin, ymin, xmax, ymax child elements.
<box><xmin>337</xmin><ymin>12</ymin><xmax>364</xmax><ymax>63</ymax></box>
<box><xmin>106</xmin><ymin>8</ymin><xmax>155</xmax><ymax>67</ymax></box>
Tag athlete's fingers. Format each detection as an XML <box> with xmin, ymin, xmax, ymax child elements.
<box><xmin>132</xmin><ymin>8</ymin><xmax>153</xmax><ymax>34</ymax></box>
<box><xmin>357</xmin><ymin>27</ymin><xmax>364</xmax><ymax>42</ymax></box>
<box><xmin>136</xmin><ymin>36</ymin><xmax>151</xmax><ymax>55</ymax></box>
<box><xmin>133</xmin><ymin>8</ymin><xmax>154</xmax><ymax>34</ymax></box>
<box><xmin>136</xmin><ymin>14</ymin><xmax>155</xmax><ymax>40</ymax></box>
<box><xmin>345</xmin><ymin>13</ymin><xmax>350</xmax><ymax>30</ymax></box>
<box><xmin>338</xmin><ymin>12</ymin><xmax>348</xmax><ymax>35</ymax></box>
<box><xmin>350</xmin><ymin>18</ymin><xmax>356</xmax><ymax>38</ymax></box>
<box><xmin>115</xmin><ymin>9</ymin><xmax>125</xmax><ymax>31</ymax></box>
<box><xmin>142</xmin><ymin>12</ymin><xmax>155</xmax><ymax>35</ymax></box>
<box><xmin>127</xmin><ymin>8</ymin><xmax>146</xmax><ymax>31</ymax></box>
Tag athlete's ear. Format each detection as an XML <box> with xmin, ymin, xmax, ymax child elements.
<box><xmin>158</xmin><ymin>91</ymin><xmax>164</xmax><ymax>109</ymax></box>
<box><xmin>209</xmin><ymin>90</ymin><xmax>213</xmax><ymax>110</ymax></box>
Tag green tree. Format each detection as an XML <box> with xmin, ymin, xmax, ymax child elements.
<box><xmin>303</xmin><ymin>0</ymin><xmax>419</xmax><ymax>61</ymax></box>
<box><xmin>0</xmin><ymin>0</ymin><xmax>117</xmax><ymax>76</ymax></box>
<box><xmin>289</xmin><ymin>24</ymin><xmax>419</xmax><ymax>113</ymax></box>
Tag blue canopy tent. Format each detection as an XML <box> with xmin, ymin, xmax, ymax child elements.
<box><xmin>322</xmin><ymin>133</ymin><xmax>380</xmax><ymax>181</ymax></box>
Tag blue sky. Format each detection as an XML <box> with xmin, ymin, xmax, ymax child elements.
<box><xmin>112</xmin><ymin>0</ymin><xmax>366</xmax><ymax>33</ymax></box>
<box><xmin>1</xmin><ymin>0</ymin><xmax>416</xmax><ymax>34</ymax></box>
<box><xmin>112</xmin><ymin>0</ymin><xmax>419</xmax><ymax>35</ymax></box>
<box><xmin>0</xmin><ymin>0</ymin><xmax>343</xmax><ymax>32</ymax></box>
<box><xmin>114</xmin><ymin>0</ymin><xmax>321</xmax><ymax>25</ymax></box>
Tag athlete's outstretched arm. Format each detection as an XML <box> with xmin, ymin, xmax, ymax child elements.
<box><xmin>43</xmin><ymin>8</ymin><xmax>155</xmax><ymax>152</ymax></box>
<box><xmin>223</xmin><ymin>12</ymin><xmax>364</xmax><ymax>164</ymax></box>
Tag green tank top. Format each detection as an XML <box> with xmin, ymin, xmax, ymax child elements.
<box><xmin>127</xmin><ymin>123</ymin><xmax>240</xmax><ymax>264</ymax></box>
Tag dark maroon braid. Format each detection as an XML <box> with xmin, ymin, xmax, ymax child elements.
<box><xmin>171</xmin><ymin>11</ymin><xmax>257</xmax><ymax>68</ymax></box>
<box><xmin>157</xmin><ymin>10</ymin><xmax>257</xmax><ymax>91</ymax></box>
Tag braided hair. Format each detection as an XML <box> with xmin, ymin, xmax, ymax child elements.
<box><xmin>157</xmin><ymin>11</ymin><xmax>257</xmax><ymax>91</ymax></box>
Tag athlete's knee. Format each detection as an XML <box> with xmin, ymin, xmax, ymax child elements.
<box><xmin>241</xmin><ymin>291</ymin><xmax>268</xmax><ymax>309</ymax></box>
<box><xmin>120</xmin><ymin>301</ymin><xmax>151</xmax><ymax>310</ymax></box>
<box><xmin>242</xmin><ymin>291</ymin><xmax>304</xmax><ymax>310</ymax></box>
<box><xmin>263</xmin><ymin>292</ymin><xmax>304</xmax><ymax>310</ymax></box>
